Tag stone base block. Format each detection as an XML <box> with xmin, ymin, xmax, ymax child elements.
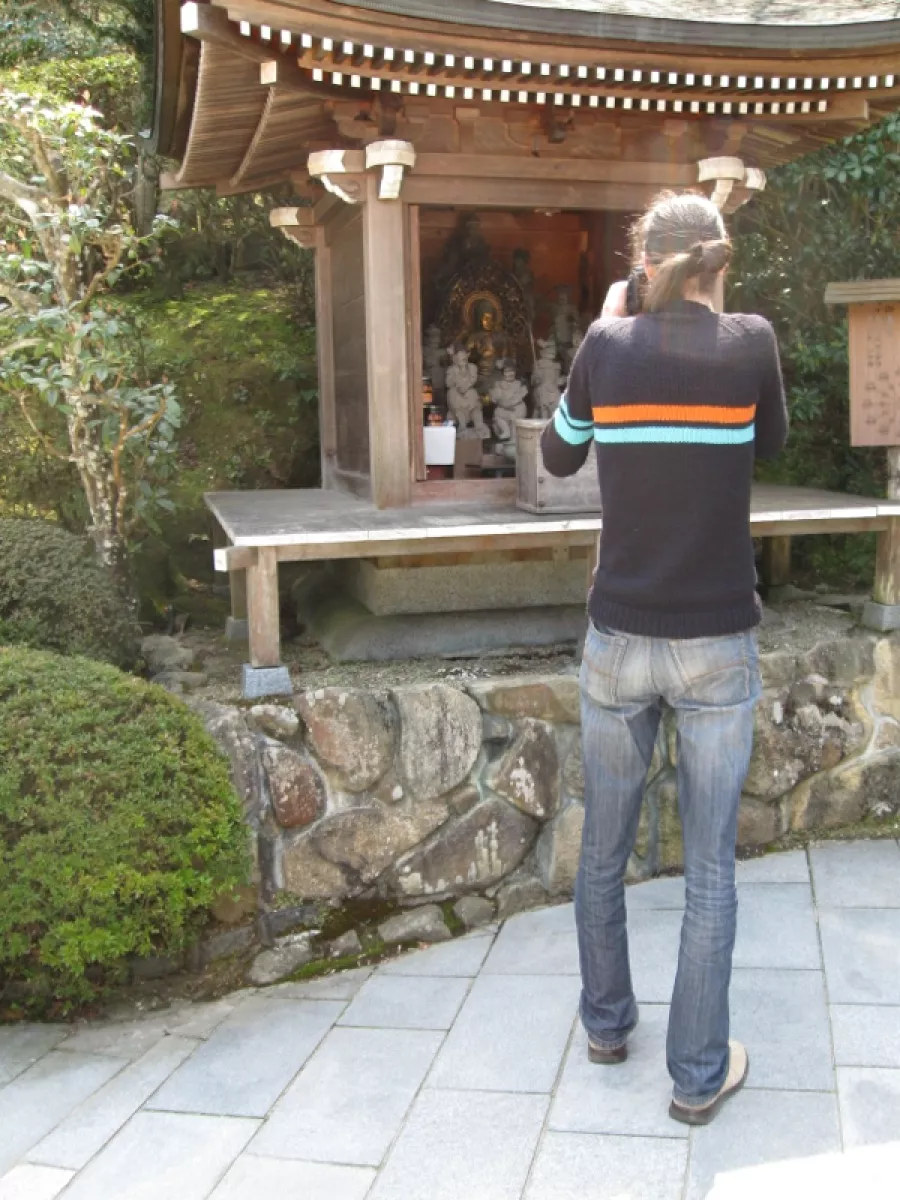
<box><xmin>862</xmin><ymin>601</ymin><xmax>900</xmax><ymax>632</ymax></box>
<box><xmin>225</xmin><ymin>616</ymin><xmax>249</xmax><ymax>641</ymax></box>
<box><xmin>305</xmin><ymin>593</ymin><xmax>586</xmax><ymax>663</ymax></box>
<box><xmin>343</xmin><ymin>556</ymin><xmax>587</xmax><ymax>616</ymax></box>
<box><xmin>242</xmin><ymin>664</ymin><xmax>292</xmax><ymax>699</ymax></box>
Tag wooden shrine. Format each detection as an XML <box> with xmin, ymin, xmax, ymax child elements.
<box><xmin>150</xmin><ymin>0</ymin><xmax>900</xmax><ymax>690</ymax></box>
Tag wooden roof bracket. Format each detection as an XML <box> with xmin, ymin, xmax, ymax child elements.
<box><xmin>308</xmin><ymin>140</ymin><xmax>417</xmax><ymax>203</ymax></box>
<box><xmin>698</xmin><ymin>157</ymin><xmax>766</xmax><ymax>214</ymax></box>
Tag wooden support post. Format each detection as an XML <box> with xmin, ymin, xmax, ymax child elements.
<box><xmin>761</xmin><ymin>536</ymin><xmax>792</xmax><ymax>588</ymax></box>
<box><xmin>314</xmin><ymin>227</ymin><xmax>337</xmax><ymax>485</ymax></box>
<box><xmin>246</xmin><ymin>547</ymin><xmax>281</xmax><ymax>667</ymax></box>
<box><xmin>874</xmin><ymin>516</ymin><xmax>900</xmax><ymax>607</ymax></box>
<box><xmin>362</xmin><ymin>175</ymin><xmax>412</xmax><ymax>508</ymax></box>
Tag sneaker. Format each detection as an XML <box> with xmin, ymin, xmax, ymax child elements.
<box><xmin>669</xmin><ymin>1040</ymin><xmax>749</xmax><ymax>1126</ymax></box>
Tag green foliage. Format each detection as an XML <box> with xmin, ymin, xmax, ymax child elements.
<box><xmin>730</xmin><ymin>112</ymin><xmax>900</xmax><ymax>586</ymax></box>
<box><xmin>0</xmin><ymin>518</ymin><xmax>139</xmax><ymax>667</ymax></box>
<box><xmin>0</xmin><ymin>52</ymin><xmax>141</xmax><ymax>128</ymax></box>
<box><xmin>0</xmin><ymin>90</ymin><xmax>181</xmax><ymax>583</ymax></box>
<box><xmin>123</xmin><ymin>282</ymin><xmax>319</xmax><ymax>608</ymax></box>
<box><xmin>0</xmin><ymin>645</ymin><xmax>249</xmax><ymax>1013</ymax></box>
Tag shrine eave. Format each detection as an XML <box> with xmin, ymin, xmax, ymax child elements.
<box><xmin>340</xmin><ymin>0</ymin><xmax>900</xmax><ymax>53</ymax></box>
<box><xmin>150</xmin><ymin>0</ymin><xmax>900</xmax><ymax>191</ymax></box>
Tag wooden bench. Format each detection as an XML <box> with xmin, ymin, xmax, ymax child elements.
<box><xmin>208</xmin><ymin>483</ymin><xmax>900</xmax><ymax>694</ymax></box>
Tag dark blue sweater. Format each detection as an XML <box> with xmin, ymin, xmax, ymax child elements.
<box><xmin>541</xmin><ymin>300</ymin><xmax>789</xmax><ymax>638</ymax></box>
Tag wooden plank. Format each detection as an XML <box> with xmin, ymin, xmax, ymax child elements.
<box><xmin>413</xmin><ymin>154</ymin><xmax>696</xmax><ymax>186</ymax></box>
<box><xmin>847</xmin><ymin>302</ymin><xmax>900</xmax><ymax>446</ymax></box>
<box><xmin>330</xmin><ymin>211</ymin><xmax>371</xmax><ymax>478</ymax></box>
<box><xmin>314</xmin><ymin>226</ymin><xmax>337</xmax><ymax>482</ymax></box>
<box><xmin>413</xmin><ymin>478</ymin><xmax>517</xmax><ymax>503</ymax></box>
<box><xmin>402</xmin><ymin>175</ymin><xmax>663</xmax><ymax>212</ymax></box>
<box><xmin>362</xmin><ymin>174</ymin><xmax>412</xmax><ymax>508</ymax></box>
<box><xmin>826</xmin><ymin>279</ymin><xmax>900</xmax><ymax>305</ymax></box>
<box><xmin>406</xmin><ymin>203</ymin><xmax>427</xmax><ymax>483</ymax></box>
<box><xmin>761</xmin><ymin>535</ymin><xmax>792</xmax><ymax>586</ymax></box>
<box><xmin>874</xmin><ymin>516</ymin><xmax>900</xmax><ymax>606</ymax></box>
<box><xmin>246</xmin><ymin>546</ymin><xmax>281</xmax><ymax>666</ymax></box>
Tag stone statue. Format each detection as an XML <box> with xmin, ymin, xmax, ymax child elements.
<box><xmin>564</xmin><ymin>326</ymin><xmax>585</xmax><ymax>373</ymax></box>
<box><xmin>422</xmin><ymin>325</ymin><xmax>447</xmax><ymax>395</ymax></box>
<box><xmin>551</xmin><ymin>285</ymin><xmax>579</xmax><ymax>367</ymax></box>
<box><xmin>532</xmin><ymin>338</ymin><xmax>564</xmax><ymax>419</ymax></box>
<box><xmin>466</xmin><ymin>307</ymin><xmax>508</xmax><ymax>392</ymax></box>
<box><xmin>512</xmin><ymin>247</ymin><xmax>535</xmax><ymax>326</ymax></box>
<box><xmin>446</xmin><ymin>347</ymin><xmax>489</xmax><ymax>438</ymax></box>
<box><xmin>490</xmin><ymin>363</ymin><xmax>528</xmax><ymax>442</ymax></box>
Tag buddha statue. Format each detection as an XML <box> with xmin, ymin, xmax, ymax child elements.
<box><xmin>466</xmin><ymin>306</ymin><xmax>509</xmax><ymax>393</ymax></box>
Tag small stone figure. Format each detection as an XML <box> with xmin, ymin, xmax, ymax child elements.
<box><xmin>490</xmin><ymin>363</ymin><xmax>528</xmax><ymax>442</ymax></box>
<box><xmin>466</xmin><ymin>307</ymin><xmax>509</xmax><ymax>393</ymax></box>
<box><xmin>551</xmin><ymin>285</ymin><xmax>579</xmax><ymax>367</ymax></box>
<box><xmin>512</xmin><ymin>247</ymin><xmax>535</xmax><ymax>326</ymax></box>
<box><xmin>532</xmin><ymin>338</ymin><xmax>564</xmax><ymax>419</ymax></box>
<box><xmin>422</xmin><ymin>325</ymin><xmax>447</xmax><ymax>396</ymax></box>
<box><xmin>446</xmin><ymin>347</ymin><xmax>489</xmax><ymax>438</ymax></box>
<box><xmin>563</xmin><ymin>325</ymin><xmax>585</xmax><ymax>373</ymax></box>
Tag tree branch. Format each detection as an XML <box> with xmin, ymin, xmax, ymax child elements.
<box><xmin>0</xmin><ymin>170</ymin><xmax>45</xmax><ymax>207</ymax></box>
<box><xmin>0</xmin><ymin>283</ymin><xmax>40</xmax><ymax>314</ymax></box>
<box><xmin>20</xmin><ymin>126</ymin><xmax>69</xmax><ymax>201</ymax></box>
<box><xmin>17</xmin><ymin>397</ymin><xmax>70</xmax><ymax>461</ymax></box>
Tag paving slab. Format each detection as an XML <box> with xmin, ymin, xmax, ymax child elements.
<box><xmin>810</xmin><ymin>840</ymin><xmax>900</xmax><ymax>909</ymax></box>
<box><xmin>250</xmin><ymin>1026</ymin><xmax>442</xmax><ymax>1166</ymax></box>
<box><xmin>731</xmin><ymin>968</ymin><xmax>834</xmax><ymax>1091</ymax></box>
<box><xmin>818</xmin><ymin>909</ymin><xmax>900</xmax><ymax>1004</ymax></box>
<box><xmin>0</xmin><ymin>1027</ymin><xmax>67</xmax><ymax>1087</ymax></box>
<box><xmin>735</xmin><ymin>850</ymin><xmax>810</xmax><ymax>885</ymax></box>
<box><xmin>627</xmin><ymin>909</ymin><xmax>683</xmax><ymax>1003</ymax></box>
<box><xmin>369</xmin><ymin>1089</ymin><xmax>547</xmax><ymax>1200</ymax></box>
<box><xmin>704</xmin><ymin>1142</ymin><xmax>900</xmax><ymax>1200</ymax></box>
<box><xmin>377</xmin><ymin>934</ymin><xmax>493</xmax><ymax>977</ymax></box>
<box><xmin>208</xmin><ymin>1156</ymin><xmax>376</xmax><ymax>1200</ymax></box>
<box><xmin>427</xmin><ymin>973</ymin><xmax>580</xmax><ymax>1093</ymax></box>
<box><xmin>625</xmin><ymin>875</ymin><xmax>685</xmax><ymax>911</ymax></box>
<box><xmin>58</xmin><ymin>1111</ymin><xmax>258</xmax><ymax>1200</ymax></box>
<box><xmin>338</xmin><ymin>974</ymin><xmax>470</xmax><ymax>1030</ymax></box>
<box><xmin>837</xmin><ymin>1067</ymin><xmax>900</xmax><ymax>1148</ymax></box>
<box><xmin>0</xmin><ymin>1051</ymin><xmax>127</xmax><ymax>1176</ymax></box>
<box><xmin>830</xmin><ymin>1005</ymin><xmax>900</xmax><ymax>1068</ymax></box>
<box><xmin>549</xmin><ymin>1005</ymin><xmax>685</xmax><ymax>1139</ymax></box>
<box><xmin>0</xmin><ymin>1165</ymin><xmax>74</xmax><ymax>1200</ymax></box>
<box><xmin>483</xmin><ymin>906</ymin><xmax>579</xmax><ymax>976</ymax></box>
<box><xmin>685</xmin><ymin>1088</ymin><xmax>841</xmax><ymax>1200</ymax></box>
<box><xmin>733</xmin><ymin>884</ymin><xmax>821</xmax><ymax>970</ymax></box>
<box><xmin>147</xmin><ymin>998</ymin><xmax>342</xmax><ymax>1117</ymax></box>
<box><xmin>28</xmin><ymin>1036</ymin><xmax>199</xmax><ymax>1170</ymax></box>
<box><xmin>257</xmin><ymin>967</ymin><xmax>372</xmax><ymax>1000</ymax></box>
<box><xmin>62</xmin><ymin>999</ymin><xmax>240</xmax><ymax>1057</ymax></box>
<box><xmin>525</xmin><ymin>1131</ymin><xmax>688</xmax><ymax>1200</ymax></box>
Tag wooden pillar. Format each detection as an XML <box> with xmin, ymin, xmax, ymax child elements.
<box><xmin>314</xmin><ymin>226</ymin><xmax>337</xmax><ymax>486</ymax></box>
<box><xmin>874</xmin><ymin>449</ymin><xmax>900</xmax><ymax>607</ymax></box>
<box><xmin>761</xmin><ymin>536</ymin><xmax>792</xmax><ymax>587</ymax></box>
<box><xmin>362</xmin><ymin>174</ymin><xmax>412</xmax><ymax>508</ymax></box>
<box><xmin>246</xmin><ymin>548</ymin><xmax>281</xmax><ymax>668</ymax></box>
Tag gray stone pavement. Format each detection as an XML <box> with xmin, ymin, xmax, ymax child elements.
<box><xmin>1</xmin><ymin>839</ymin><xmax>899</xmax><ymax>1200</ymax></box>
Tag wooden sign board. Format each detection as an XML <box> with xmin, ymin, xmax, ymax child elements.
<box><xmin>825</xmin><ymin>281</ymin><xmax>900</xmax><ymax>449</ymax></box>
<box><xmin>849</xmin><ymin>303</ymin><xmax>900</xmax><ymax>447</ymax></box>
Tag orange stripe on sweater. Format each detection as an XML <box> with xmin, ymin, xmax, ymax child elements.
<box><xmin>592</xmin><ymin>404</ymin><xmax>757</xmax><ymax>426</ymax></box>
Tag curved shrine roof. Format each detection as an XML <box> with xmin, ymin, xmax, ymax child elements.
<box><xmin>344</xmin><ymin>0</ymin><xmax>900</xmax><ymax>48</ymax></box>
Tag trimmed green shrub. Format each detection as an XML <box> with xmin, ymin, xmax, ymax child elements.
<box><xmin>0</xmin><ymin>647</ymin><xmax>249</xmax><ymax>1014</ymax></box>
<box><xmin>0</xmin><ymin>518</ymin><xmax>138</xmax><ymax>668</ymax></box>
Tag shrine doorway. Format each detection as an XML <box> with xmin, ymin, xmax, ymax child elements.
<box><xmin>410</xmin><ymin>206</ymin><xmax>632</xmax><ymax>497</ymax></box>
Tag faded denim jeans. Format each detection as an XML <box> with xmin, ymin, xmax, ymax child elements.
<box><xmin>576</xmin><ymin>620</ymin><xmax>761</xmax><ymax>1108</ymax></box>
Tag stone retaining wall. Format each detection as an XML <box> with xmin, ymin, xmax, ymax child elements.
<box><xmin>190</xmin><ymin>628</ymin><xmax>900</xmax><ymax>918</ymax></box>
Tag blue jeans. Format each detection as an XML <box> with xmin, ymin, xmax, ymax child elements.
<box><xmin>576</xmin><ymin>621</ymin><xmax>761</xmax><ymax>1107</ymax></box>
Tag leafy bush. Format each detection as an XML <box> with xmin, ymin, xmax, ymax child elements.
<box><xmin>0</xmin><ymin>519</ymin><xmax>139</xmax><ymax>667</ymax></box>
<box><xmin>0</xmin><ymin>646</ymin><xmax>249</xmax><ymax>1013</ymax></box>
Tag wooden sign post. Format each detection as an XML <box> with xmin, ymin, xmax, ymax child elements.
<box><xmin>826</xmin><ymin>279</ymin><xmax>900</xmax><ymax>630</ymax></box>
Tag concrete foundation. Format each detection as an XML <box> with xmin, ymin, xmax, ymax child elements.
<box><xmin>862</xmin><ymin>601</ymin><xmax>900</xmax><ymax>632</ymax></box>
<box><xmin>342</xmin><ymin>556</ymin><xmax>588</xmax><ymax>616</ymax></box>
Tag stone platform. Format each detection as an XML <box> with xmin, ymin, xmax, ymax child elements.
<box><xmin>2</xmin><ymin>840</ymin><xmax>899</xmax><ymax>1199</ymax></box>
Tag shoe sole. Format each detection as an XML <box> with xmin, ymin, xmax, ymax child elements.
<box><xmin>668</xmin><ymin>1050</ymin><xmax>750</xmax><ymax>1126</ymax></box>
